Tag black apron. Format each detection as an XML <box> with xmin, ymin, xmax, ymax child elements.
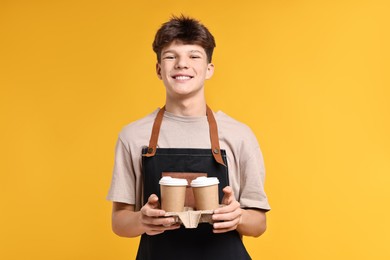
<box><xmin>136</xmin><ymin>106</ymin><xmax>251</xmax><ymax>260</ymax></box>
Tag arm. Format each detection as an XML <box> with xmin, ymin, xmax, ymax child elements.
<box><xmin>111</xmin><ymin>194</ymin><xmax>180</xmax><ymax>237</ymax></box>
<box><xmin>212</xmin><ymin>186</ymin><xmax>267</xmax><ymax>237</ymax></box>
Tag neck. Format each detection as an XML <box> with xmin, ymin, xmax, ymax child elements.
<box><xmin>165</xmin><ymin>96</ymin><xmax>207</xmax><ymax>116</ymax></box>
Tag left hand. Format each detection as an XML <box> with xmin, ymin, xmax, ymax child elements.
<box><xmin>212</xmin><ymin>186</ymin><xmax>242</xmax><ymax>233</ymax></box>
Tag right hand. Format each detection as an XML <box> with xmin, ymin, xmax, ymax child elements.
<box><xmin>140</xmin><ymin>194</ymin><xmax>181</xmax><ymax>235</ymax></box>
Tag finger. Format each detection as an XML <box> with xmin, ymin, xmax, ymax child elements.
<box><xmin>147</xmin><ymin>194</ymin><xmax>160</xmax><ymax>208</ymax></box>
<box><xmin>144</xmin><ymin>223</ymin><xmax>181</xmax><ymax>235</ymax></box>
<box><xmin>146</xmin><ymin>230</ymin><xmax>164</xmax><ymax>236</ymax></box>
<box><xmin>142</xmin><ymin>215</ymin><xmax>176</xmax><ymax>226</ymax></box>
<box><xmin>214</xmin><ymin>200</ymin><xmax>240</xmax><ymax>214</ymax></box>
<box><xmin>162</xmin><ymin>223</ymin><xmax>181</xmax><ymax>230</ymax></box>
<box><xmin>141</xmin><ymin>195</ymin><xmax>166</xmax><ymax>217</ymax></box>
<box><xmin>213</xmin><ymin>218</ymin><xmax>240</xmax><ymax>233</ymax></box>
<box><xmin>213</xmin><ymin>209</ymin><xmax>241</xmax><ymax>222</ymax></box>
<box><xmin>144</xmin><ymin>222</ymin><xmax>181</xmax><ymax>231</ymax></box>
<box><xmin>222</xmin><ymin>186</ymin><xmax>233</xmax><ymax>194</ymax></box>
<box><xmin>141</xmin><ymin>204</ymin><xmax>166</xmax><ymax>217</ymax></box>
<box><xmin>212</xmin><ymin>226</ymin><xmax>237</xmax><ymax>234</ymax></box>
<box><xmin>221</xmin><ymin>186</ymin><xmax>234</xmax><ymax>205</ymax></box>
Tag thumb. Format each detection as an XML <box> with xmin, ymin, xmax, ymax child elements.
<box><xmin>222</xmin><ymin>186</ymin><xmax>234</xmax><ymax>204</ymax></box>
<box><xmin>147</xmin><ymin>194</ymin><xmax>160</xmax><ymax>208</ymax></box>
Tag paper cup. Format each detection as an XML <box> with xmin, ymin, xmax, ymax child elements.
<box><xmin>191</xmin><ymin>177</ymin><xmax>219</xmax><ymax>210</ymax></box>
<box><xmin>159</xmin><ymin>177</ymin><xmax>188</xmax><ymax>212</ymax></box>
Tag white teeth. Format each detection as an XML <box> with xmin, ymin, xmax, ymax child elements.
<box><xmin>175</xmin><ymin>76</ymin><xmax>191</xmax><ymax>80</ymax></box>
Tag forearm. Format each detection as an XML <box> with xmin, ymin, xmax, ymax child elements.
<box><xmin>236</xmin><ymin>209</ymin><xmax>267</xmax><ymax>237</ymax></box>
<box><xmin>112</xmin><ymin>207</ymin><xmax>145</xmax><ymax>237</ymax></box>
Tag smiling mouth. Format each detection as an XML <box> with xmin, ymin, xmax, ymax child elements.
<box><xmin>172</xmin><ymin>75</ymin><xmax>193</xmax><ymax>80</ymax></box>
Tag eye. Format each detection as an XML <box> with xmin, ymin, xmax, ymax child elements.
<box><xmin>190</xmin><ymin>55</ymin><xmax>201</xmax><ymax>59</ymax></box>
<box><xmin>163</xmin><ymin>55</ymin><xmax>175</xmax><ymax>60</ymax></box>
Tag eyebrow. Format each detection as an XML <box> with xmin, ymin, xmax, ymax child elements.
<box><xmin>189</xmin><ymin>50</ymin><xmax>203</xmax><ymax>54</ymax></box>
<box><xmin>162</xmin><ymin>49</ymin><xmax>204</xmax><ymax>55</ymax></box>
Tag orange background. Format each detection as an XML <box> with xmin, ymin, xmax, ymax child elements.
<box><xmin>1</xmin><ymin>0</ymin><xmax>389</xmax><ymax>259</ymax></box>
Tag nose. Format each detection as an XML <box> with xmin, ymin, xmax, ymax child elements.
<box><xmin>175</xmin><ymin>56</ymin><xmax>189</xmax><ymax>69</ymax></box>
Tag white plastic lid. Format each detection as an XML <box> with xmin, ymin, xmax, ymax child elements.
<box><xmin>190</xmin><ymin>177</ymin><xmax>219</xmax><ymax>187</ymax></box>
<box><xmin>159</xmin><ymin>176</ymin><xmax>188</xmax><ymax>186</ymax></box>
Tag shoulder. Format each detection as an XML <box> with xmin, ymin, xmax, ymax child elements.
<box><xmin>215</xmin><ymin>111</ymin><xmax>261</xmax><ymax>157</ymax></box>
<box><xmin>117</xmin><ymin>109</ymin><xmax>159</xmax><ymax>147</ymax></box>
<box><xmin>215</xmin><ymin>111</ymin><xmax>266</xmax><ymax>178</ymax></box>
<box><xmin>215</xmin><ymin>111</ymin><xmax>257</xmax><ymax>141</ymax></box>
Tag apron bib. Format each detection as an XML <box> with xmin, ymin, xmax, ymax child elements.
<box><xmin>136</xmin><ymin>106</ymin><xmax>251</xmax><ymax>260</ymax></box>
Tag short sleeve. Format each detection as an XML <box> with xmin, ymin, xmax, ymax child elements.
<box><xmin>239</xmin><ymin>145</ymin><xmax>271</xmax><ymax>211</ymax></box>
<box><xmin>106</xmin><ymin>136</ymin><xmax>136</xmax><ymax>205</ymax></box>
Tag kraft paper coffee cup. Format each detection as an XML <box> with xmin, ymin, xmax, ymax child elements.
<box><xmin>191</xmin><ymin>177</ymin><xmax>220</xmax><ymax>210</ymax></box>
<box><xmin>159</xmin><ymin>177</ymin><xmax>188</xmax><ymax>212</ymax></box>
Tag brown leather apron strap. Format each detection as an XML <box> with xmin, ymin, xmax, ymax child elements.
<box><xmin>144</xmin><ymin>106</ymin><xmax>165</xmax><ymax>157</ymax></box>
<box><xmin>144</xmin><ymin>105</ymin><xmax>226</xmax><ymax>167</ymax></box>
<box><xmin>206</xmin><ymin>105</ymin><xmax>226</xmax><ymax>166</ymax></box>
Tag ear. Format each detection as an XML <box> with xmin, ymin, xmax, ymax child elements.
<box><xmin>156</xmin><ymin>63</ymin><xmax>162</xmax><ymax>79</ymax></box>
<box><xmin>205</xmin><ymin>63</ymin><xmax>215</xmax><ymax>80</ymax></box>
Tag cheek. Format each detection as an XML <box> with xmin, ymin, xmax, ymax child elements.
<box><xmin>159</xmin><ymin>68</ymin><xmax>168</xmax><ymax>79</ymax></box>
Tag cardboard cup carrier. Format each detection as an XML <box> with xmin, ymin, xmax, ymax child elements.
<box><xmin>159</xmin><ymin>177</ymin><xmax>188</xmax><ymax>212</ymax></box>
<box><xmin>159</xmin><ymin>176</ymin><xmax>221</xmax><ymax>228</ymax></box>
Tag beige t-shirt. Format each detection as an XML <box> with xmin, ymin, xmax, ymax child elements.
<box><xmin>107</xmin><ymin>109</ymin><xmax>270</xmax><ymax>211</ymax></box>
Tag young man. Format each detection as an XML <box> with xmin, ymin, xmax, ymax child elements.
<box><xmin>107</xmin><ymin>15</ymin><xmax>270</xmax><ymax>259</ymax></box>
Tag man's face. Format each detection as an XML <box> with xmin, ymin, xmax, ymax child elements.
<box><xmin>156</xmin><ymin>41</ymin><xmax>214</xmax><ymax>100</ymax></box>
